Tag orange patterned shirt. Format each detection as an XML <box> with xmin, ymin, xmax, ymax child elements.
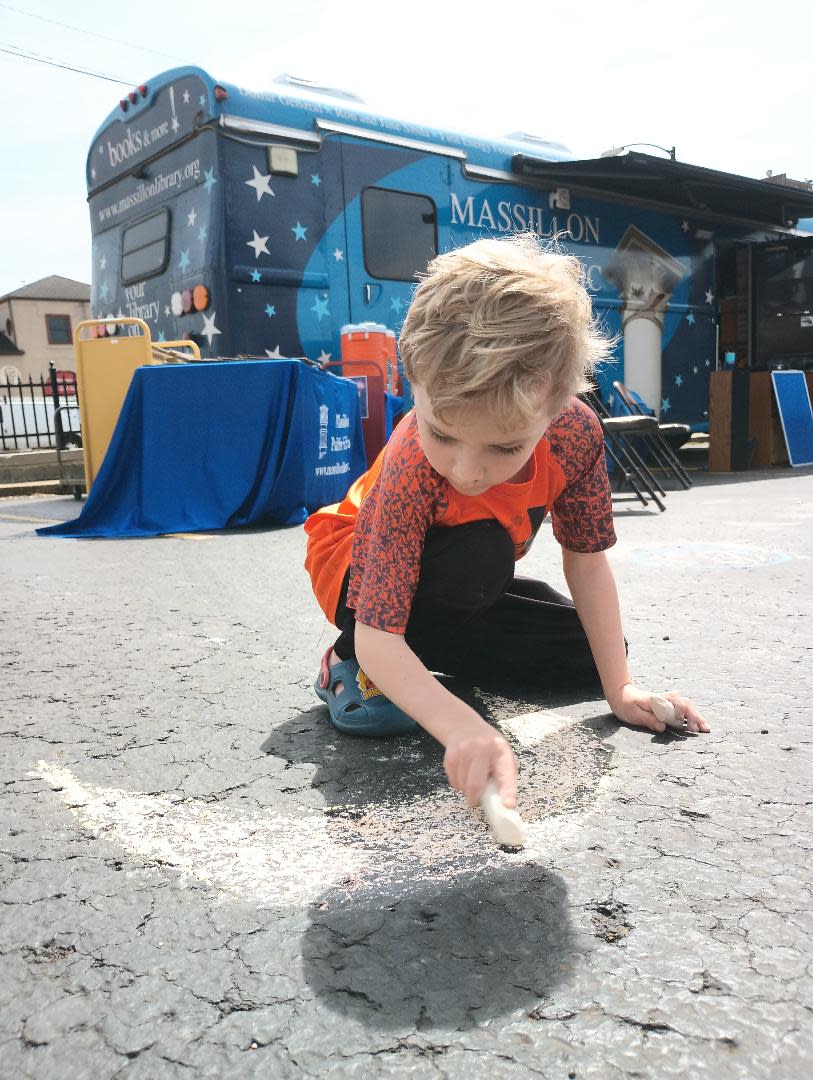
<box><xmin>304</xmin><ymin>398</ymin><xmax>615</xmax><ymax>633</ymax></box>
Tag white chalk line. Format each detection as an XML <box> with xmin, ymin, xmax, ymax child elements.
<box><xmin>36</xmin><ymin>761</ymin><xmax>360</xmax><ymax>907</ymax></box>
<box><xmin>34</xmin><ymin>712</ymin><xmax>594</xmax><ymax>905</ymax></box>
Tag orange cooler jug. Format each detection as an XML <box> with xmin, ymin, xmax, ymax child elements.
<box><xmin>340</xmin><ymin>322</ymin><xmax>393</xmax><ymax>391</ymax></box>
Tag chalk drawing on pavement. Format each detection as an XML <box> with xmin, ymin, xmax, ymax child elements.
<box><xmin>36</xmin><ymin>712</ymin><xmax>608</xmax><ymax>904</ymax></box>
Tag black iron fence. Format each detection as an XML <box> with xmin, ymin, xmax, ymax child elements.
<box><xmin>0</xmin><ymin>364</ymin><xmax>82</xmax><ymax>451</ymax></box>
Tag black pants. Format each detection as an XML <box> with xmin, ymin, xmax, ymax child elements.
<box><xmin>333</xmin><ymin>521</ymin><xmax>604</xmax><ymax>692</ymax></box>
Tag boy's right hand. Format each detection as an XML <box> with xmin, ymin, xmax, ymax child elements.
<box><xmin>443</xmin><ymin>720</ymin><xmax>518</xmax><ymax>810</ymax></box>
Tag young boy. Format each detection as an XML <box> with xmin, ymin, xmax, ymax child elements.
<box><xmin>304</xmin><ymin>234</ymin><xmax>709</xmax><ymax>812</ymax></box>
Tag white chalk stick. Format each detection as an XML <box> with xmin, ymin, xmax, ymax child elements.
<box><xmin>650</xmin><ymin>694</ymin><xmax>689</xmax><ymax>732</ymax></box>
<box><xmin>480</xmin><ymin>780</ymin><xmax>527</xmax><ymax>848</ymax></box>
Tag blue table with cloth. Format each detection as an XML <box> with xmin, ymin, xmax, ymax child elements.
<box><xmin>38</xmin><ymin>360</ymin><xmax>367</xmax><ymax>539</ymax></box>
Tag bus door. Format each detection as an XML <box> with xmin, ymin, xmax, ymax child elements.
<box><xmin>339</xmin><ymin>140</ymin><xmax>448</xmax><ymax>332</ymax></box>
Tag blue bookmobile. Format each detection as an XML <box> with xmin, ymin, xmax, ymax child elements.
<box><xmin>87</xmin><ymin>67</ymin><xmax>813</xmax><ymax>430</ymax></box>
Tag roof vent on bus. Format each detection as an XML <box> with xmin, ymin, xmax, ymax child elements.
<box><xmin>505</xmin><ymin>131</ymin><xmax>571</xmax><ymax>155</ymax></box>
<box><xmin>272</xmin><ymin>73</ymin><xmax>365</xmax><ymax>104</ymax></box>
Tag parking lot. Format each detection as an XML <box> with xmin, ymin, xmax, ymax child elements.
<box><xmin>2</xmin><ymin>468</ymin><xmax>812</xmax><ymax>1078</ymax></box>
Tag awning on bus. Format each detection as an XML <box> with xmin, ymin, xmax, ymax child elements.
<box><xmin>511</xmin><ymin>151</ymin><xmax>813</xmax><ymax>229</ymax></box>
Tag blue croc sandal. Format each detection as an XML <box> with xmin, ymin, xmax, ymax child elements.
<box><xmin>314</xmin><ymin>651</ymin><xmax>417</xmax><ymax>737</ymax></box>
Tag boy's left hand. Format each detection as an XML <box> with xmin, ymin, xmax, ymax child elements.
<box><xmin>610</xmin><ymin>684</ymin><xmax>710</xmax><ymax>734</ymax></box>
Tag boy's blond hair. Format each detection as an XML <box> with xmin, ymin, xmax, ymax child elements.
<box><xmin>399</xmin><ymin>233</ymin><xmax>610</xmax><ymax>429</ymax></box>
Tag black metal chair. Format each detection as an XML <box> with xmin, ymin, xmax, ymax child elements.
<box><xmin>581</xmin><ymin>390</ymin><xmax>667</xmax><ymax>512</ymax></box>
<box><xmin>611</xmin><ymin>380</ymin><xmax>693</xmax><ymax>489</ymax></box>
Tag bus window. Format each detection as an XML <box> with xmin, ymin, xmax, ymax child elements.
<box><xmin>361</xmin><ymin>188</ymin><xmax>437</xmax><ymax>282</ymax></box>
<box><xmin>121</xmin><ymin>209</ymin><xmax>171</xmax><ymax>284</ymax></box>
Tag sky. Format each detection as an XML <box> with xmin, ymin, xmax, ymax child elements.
<box><xmin>1</xmin><ymin>0</ymin><xmax>812</xmax><ymax>297</ymax></box>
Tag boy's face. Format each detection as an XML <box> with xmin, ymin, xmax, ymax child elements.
<box><xmin>412</xmin><ymin>385</ymin><xmax>557</xmax><ymax>496</ymax></box>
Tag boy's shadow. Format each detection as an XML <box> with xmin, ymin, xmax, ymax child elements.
<box><xmin>301</xmin><ymin>862</ymin><xmax>574</xmax><ymax>1032</ymax></box>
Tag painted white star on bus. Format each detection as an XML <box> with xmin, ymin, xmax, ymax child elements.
<box><xmin>187</xmin><ymin>208</ymin><xmax>197</xmax><ymax>227</ymax></box>
<box><xmin>201</xmin><ymin>311</ymin><xmax>221</xmax><ymax>346</ymax></box>
<box><xmin>333</xmin><ymin>249</ymin><xmax>344</xmax><ymax>261</ymax></box>
<box><xmin>245</xmin><ymin>165</ymin><xmax>274</xmax><ymax>202</ymax></box>
<box><xmin>265</xmin><ymin>346</ymin><xmax>283</xmax><ymax>358</ymax></box>
<box><xmin>247</xmin><ymin>230</ymin><xmax>270</xmax><ymax>259</ymax></box>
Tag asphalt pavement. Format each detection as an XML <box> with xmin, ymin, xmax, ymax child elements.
<box><xmin>1</xmin><ymin>467</ymin><xmax>812</xmax><ymax>1079</ymax></box>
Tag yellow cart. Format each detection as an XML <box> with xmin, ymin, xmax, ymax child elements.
<box><xmin>73</xmin><ymin>318</ymin><xmax>200</xmax><ymax>492</ymax></box>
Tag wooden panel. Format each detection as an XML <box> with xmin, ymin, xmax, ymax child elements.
<box><xmin>749</xmin><ymin>371</ymin><xmax>774</xmax><ymax>467</ymax></box>
<box><xmin>749</xmin><ymin>371</ymin><xmax>796</xmax><ymax>467</ymax></box>
<box><xmin>708</xmin><ymin>371</ymin><xmax>732</xmax><ymax>472</ymax></box>
<box><xmin>703</xmin><ymin>369</ymin><xmax>810</xmax><ymax>472</ymax></box>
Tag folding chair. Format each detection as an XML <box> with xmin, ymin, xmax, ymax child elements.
<box><xmin>581</xmin><ymin>390</ymin><xmax>667</xmax><ymax>512</ymax></box>
<box><xmin>612</xmin><ymin>381</ymin><xmax>693</xmax><ymax>489</ymax></box>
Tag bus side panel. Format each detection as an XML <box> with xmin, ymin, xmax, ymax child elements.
<box><xmin>223</xmin><ymin>136</ymin><xmax>351</xmax><ymax>360</ymax></box>
<box><xmin>295</xmin><ymin>138</ymin><xmax>445</xmax><ymax>363</ymax></box>
<box><xmin>90</xmin><ymin>130</ymin><xmax>225</xmax><ymax>352</ymax></box>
